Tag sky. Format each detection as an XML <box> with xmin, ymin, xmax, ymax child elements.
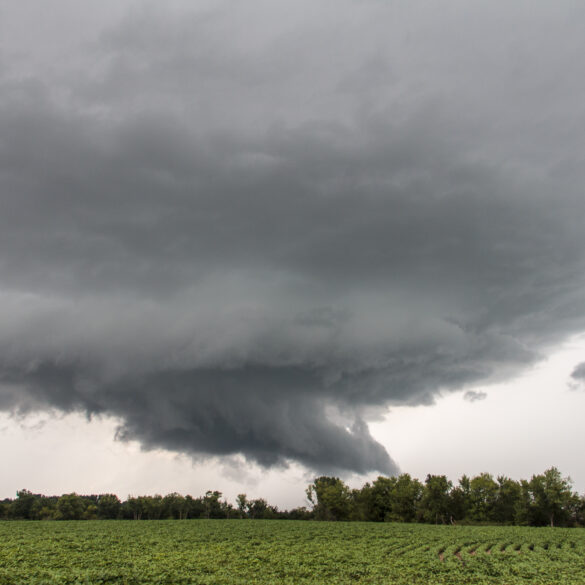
<box><xmin>1</xmin><ymin>0</ymin><xmax>585</xmax><ymax>508</ymax></box>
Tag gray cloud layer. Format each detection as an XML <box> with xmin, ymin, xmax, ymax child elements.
<box><xmin>1</xmin><ymin>0</ymin><xmax>585</xmax><ymax>474</ymax></box>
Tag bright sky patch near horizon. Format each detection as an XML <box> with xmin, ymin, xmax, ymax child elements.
<box><xmin>1</xmin><ymin>0</ymin><xmax>585</xmax><ymax>504</ymax></box>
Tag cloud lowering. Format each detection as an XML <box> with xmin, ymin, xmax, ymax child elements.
<box><xmin>1</xmin><ymin>1</ymin><xmax>585</xmax><ymax>474</ymax></box>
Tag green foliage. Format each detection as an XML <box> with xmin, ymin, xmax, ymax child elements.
<box><xmin>2</xmin><ymin>520</ymin><xmax>585</xmax><ymax>584</ymax></box>
<box><xmin>357</xmin><ymin>474</ymin><xmax>423</xmax><ymax>522</ymax></box>
<box><xmin>530</xmin><ymin>467</ymin><xmax>574</xmax><ymax>527</ymax></box>
<box><xmin>421</xmin><ymin>475</ymin><xmax>452</xmax><ymax>524</ymax></box>
<box><xmin>494</xmin><ymin>476</ymin><xmax>521</xmax><ymax>524</ymax></box>
<box><xmin>97</xmin><ymin>494</ymin><xmax>121</xmax><ymax>520</ymax></box>
<box><xmin>55</xmin><ymin>493</ymin><xmax>86</xmax><ymax>520</ymax></box>
<box><xmin>3</xmin><ymin>467</ymin><xmax>582</xmax><ymax>527</ymax></box>
<box><xmin>469</xmin><ymin>473</ymin><xmax>498</xmax><ymax>522</ymax></box>
<box><xmin>306</xmin><ymin>477</ymin><xmax>352</xmax><ymax>521</ymax></box>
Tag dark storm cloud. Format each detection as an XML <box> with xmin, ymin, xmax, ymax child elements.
<box><xmin>1</xmin><ymin>0</ymin><xmax>585</xmax><ymax>473</ymax></box>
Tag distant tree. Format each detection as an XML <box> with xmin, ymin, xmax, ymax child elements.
<box><xmin>284</xmin><ymin>506</ymin><xmax>313</xmax><ymax>520</ymax></box>
<box><xmin>565</xmin><ymin>492</ymin><xmax>585</xmax><ymax>526</ymax></box>
<box><xmin>449</xmin><ymin>475</ymin><xmax>471</xmax><ymax>521</ymax></box>
<box><xmin>389</xmin><ymin>474</ymin><xmax>424</xmax><ymax>523</ymax></box>
<box><xmin>365</xmin><ymin>477</ymin><xmax>394</xmax><ymax>522</ymax></box>
<box><xmin>469</xmin><ymin>473</ymin><xmax>498</xmax><ymax>522</ymax></box>
<box><xmin>306</xmin><ymin>477</ymin><xmax>352</xmax><ymax>521</ymax></box>
<box><xmin>185</xmin><ymin>495</ymin><xmax>206</xmax><ymax>519</ymax></box>
<box><xmin>236</xmin><ymin>494</ymin><xmax>248</xmax><ymax>518</ymax></box>
<box><xmin>349</xmin><ymin>486</ymin><xmax>371</xmax><ymax>521</ymax></box>
<box><xmin>420</xmin><ymin>475</ymin><xmax>452</xmax><ymax>524</ymax></box>
<box><xmin>97</xmin><ymin>494</ymin><xmax>121</xmax><ymax>520</ymax></box>
<box><xmin>163</xmin><ymin>493</ymin><xmax>188</xmax><ymax>520</ymax></box>
<box><xmin>30</xmin><ymin>496</ymin><xmax>58</xmax><ymax>520</ymax></box>
<box><xmin>83</xmin><ymin>502</ymin><xmax>98</xmax><ymax>520</ymax></box>
<box><xmin>145</xmin><ymin>495</ymin><xmax>164</xmax><ymax>520</ymax></box>
<box><xmin>12</xmin><ymin>490</ymin><xmax>37</xmax><ymax>519</ymax></box>
<box><xmin>203</xmin><ymin>490</ymin><xmax>224</xmax><ymax>519</ymax></box>
<box><xmin>56</xmin><ymin>493</ymin><xmax>85</xmax><ymax>520</ymax></box>
<box><xmin>124</xmin><ymin>496</ymin><xmax>149</xmax><ymax>520</ymax></box>
<box><xmin>493</xmin><ymin>476</ymin><xmax>521</xmax><ymax>524</ymax></box>
<box><xmin>247</xmin><ymin>498</ymin><xmax>268</xmax><ymax>519</ymax></box>
<box><xmin>529</xmin><ymin>467</ymin><xmax>575</xmax><ymax>527</ymax></box>
<box><xmin>514</xmin><ymin>479</ymin><xmax>533</xmax><ymax>525</ymax></box>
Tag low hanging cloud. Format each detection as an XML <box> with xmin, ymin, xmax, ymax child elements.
<box><xmin>463</xmin><ymin>391</ymin><xmax>488</xmax><ymax>403</ymax></box>
<box><xmin>1</xmin><ymin>0</ymin><xmax>585</xmax><ymax>474</ymax></box>
<box><xmin>569</xmin><ymin>363</ymin><xmax>585</xmax><ymax>391</ymax></box>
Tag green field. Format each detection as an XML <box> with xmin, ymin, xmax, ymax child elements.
<box><xmin>1</xmin><ymin>520</ymin><xmax>584</xmax><ymax>584</ymax></box>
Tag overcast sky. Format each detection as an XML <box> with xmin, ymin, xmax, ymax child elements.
<box><xmin>1</xmin><ymin>0</ymin><xmax>585</xmax><ymax>506</ymax></box>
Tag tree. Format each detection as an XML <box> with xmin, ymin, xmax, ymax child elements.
<box><xmin>163</xmin><ymin>493</ymin><xmax>188</xmax><ymax>519</ymax></box>
<box><xmin>493</xmin><ymin>476</ymin><xmax>520</xmax><ymax>524</ymax></box>
<box><xmin>349</xmin><ymin>486</ymin><xmax>371</xmax><ymax>521</ymax></box>
<box><xmin>389</xmin><ymin>474</ymin><xmax>423</xmax><ymax>523</ymax></box>
<box><xmin>185</xmin><ymin>495</ymin><xmax>205</xmax><ymax>519</ymax></box>
<box><xmin>97</xmin><ymin>494</ymin><xmax>121</xmax><ymax>519</ymax></box>
<box><xmin>420</xmin><ymin>475</ymin><xmax>452</xmax><ymax>524</ymax></box>
<box><xmin>247</xmin><ymin>498</ymin><xmax>268</xmax><ymax>519</ymax></box>
<box><xmin>30</xmin><ymin>496</ymin><xmax>57</xmax><ymax>520</ymax></box>
<box><xmin>124</xmin><ymin>496</ymin><xmax>149</xmax><ymax>520</ymax></box>
<box><xmin>363</xmin><ymin>477</ymin><xmax>394</xmax><ymax>522</ymax></box>
<box><xmin>203</xmin><ymin>490</ymin><xmax>224</xmax><ymax>519</ymax></box>
<box><xmin>236</xmin><ymin>494</ymin><xmax>248</xmax><ymax>518</ymax></box>
<box><xmin>529</xmin><ymin>467</ymin><xmax>575</xmax><ymax>527</ymax></box>
<box><xmin>468</xmin><ymin>473</ymin><xmax>498</xmax><ymax>522</ymax></box>
<box><xmin>56</xmin><ymin>493</ymin><xmax>85</xmax><ymax>520</ymax></box>
<box><xmin>145</xmin><ymin>495</ymin><xmax>164</xmax><ymax>520</ymax></box>
<box><xmin>306</xmin><ymin>477</ymin><xmax>352</xmax><ymax>521</ymax></box>
<box><xmin>12</xmin><ymin>490</ymin><xmax>37</xmax><ymax>519</ymax></box>
<box><xmin>449</xmin><ymin>475</ymin><xmax>471</xmax><ymax>521</ymax></box>
<box><xmin>514</xmin><ymin>479</ymin><xmax>533</xmax><ymax>525</ymax></box>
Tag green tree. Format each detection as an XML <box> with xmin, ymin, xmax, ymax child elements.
<box><xmin>364</xmin><ymin>477</ymin><xmax>394</xmax><ymax>522</ymax></box>
<box><xmin>306</xmin><ymin>477</ymin><xmax>352</xmax><ymax>521</ymax></box>
<box><xmin>124</xmin><ymin>496</ymin><xmax>149</xmax><ymax>520</ymax></box>
<box><xmin>97</xmin><ymin>494</ymin><xmax>121</xmax><ymax>519</ymax></box>
<box><xmin>449</xmin><ymin>475</ymin><xmax>471</xmax><ymax>521</ymax></box>
<box><xmin>493</xmin><ymin>476</ymin><xmax>520</xmax><ymax>524</ymax></box>
<box><xmin>247</xmin><ymin>498</ymin><xmax>268</xmax><ymax>519</ymax></box>
<box><xmin>144</xmin><ymin>495</ymin><xmax>164</xmax><ymax>520</ymax></box>
<box><xmin>349</xmin><ymin>486</ymin><xmax>371</xmax><ymax>521</ymax></box>
<box><xmin>420</xmin><ymin>475</ymin><xmax>452</xmax><ymax>524</ymax></box>
<box><xmin>163</xmin><ymin>493</ymin><xmax>188</xmax><ymax>519</ymax></box>
<box><xmin>236</xmin><ymin>494</ymin><xmax>248</xmax><ymax>518</ymax></box>
<box><xmin>30</xmin><ymin>496</ymin><xmax>57</xmax><ymax>520</ymax></box>
<box><xmin>514</xmin><ymin>479</ymin><xmax>533</xmax><ymax>525</ymax></box>
<box><xmin>203</xmin><ymin>491</ymin><xmax>224</xmax><ymax>519</ymax></box>
<box><xmin>55</xmin><ymin>493</ymin><xmax>85</xmax><ymax>520</ymax></box>
<box><xmin>12</xmin><ymin>490</ymin><xmax>37</xmax><ymax>519</ymax></box>
<box><xmin>469</xmin><ymin>473</ymin><xmax>498</xmax><ymax>522</ymax></box>
<box><xmin>388</xmin><ymin>474</ymin><xmax>423</xmax><ymax>522</ymax></box>
<box><xmin>530</xmin><ymin>467</ymin><xmax>575</xmax><ymax>527</ymax></box>
<box><xmin>185</xmin><ymin>495</ymin><xmax>205</xmax><ymax>519</ymax></box>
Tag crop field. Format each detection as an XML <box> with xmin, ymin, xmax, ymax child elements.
<box><xmin>1</xmin><ymin>520</ymin><xmax>584</xmax><ymax>585</ymax></box>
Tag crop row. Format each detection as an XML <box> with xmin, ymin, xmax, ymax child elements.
<box><xmin>1</xmin><ymin>520</ymin><xmax>585</xmax><ymax>584</ymax></box>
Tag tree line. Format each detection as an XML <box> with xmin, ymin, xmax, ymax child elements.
<box><xmin>1</xmin><ymin>467</ymin><xmax>582</xmax><ymax>527</ymax></box>
<box><xmin>307</xmin><ymin>468</ymin><xmax>582</xmax><ymax>527</ymax></box>
<box><xmin>0</xmin><ymin>489</ymin><xmax>310</xmax><ymax>522</ymax></box>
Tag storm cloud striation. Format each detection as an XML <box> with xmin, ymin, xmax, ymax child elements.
<box><xmin>1</xmin><ymin>1</ymin><xmax>585</xmax><ymax>473</ymax></box>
